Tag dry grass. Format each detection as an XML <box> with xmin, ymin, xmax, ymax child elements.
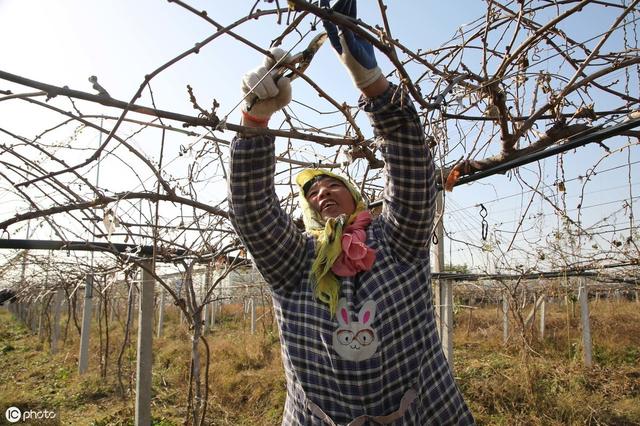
<box><xmin>0</xmin><ymin>299</ymin><xmax>638</xmax><ymax>425</ymax></box>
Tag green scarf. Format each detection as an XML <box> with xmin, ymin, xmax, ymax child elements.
<box><xmin>295</xmin><ymin>169</ymin><xmax>366</xmax><ymax>316</ymax></box>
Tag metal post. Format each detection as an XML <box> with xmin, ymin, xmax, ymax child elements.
<box><xmin>136</xmin><ymin>261</ymin><xmax>154</xmax><ymax>425</ymax></box>
<box><xmin>578</xmin><ymin>277</ymin><xmax>593</xmax><ymax>367</ymax></box>
<box><xmin>78</xmin><ymin>274</ymin><xmax>94</xmax><ymax>374</ymax></box>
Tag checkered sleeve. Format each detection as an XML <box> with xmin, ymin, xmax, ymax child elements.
<box><xmin>227</xmin><ymin>134</ymin><xmax>307</xmax><ymax>294</ymax></box>
<box><xmin>361</xmin><ymin>84</ymin><xmax>436</xmax><ymax>262</ymax></box>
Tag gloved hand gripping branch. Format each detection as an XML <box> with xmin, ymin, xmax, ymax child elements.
<box><xmin>240</xmin><ymin>48</ymin><xmax>293</xmax><ymax>126</ymax></box>
<box><xmin>321</xmin><ymin>0</ymin><xmax>382</xmax><ymax>90</ymax></box>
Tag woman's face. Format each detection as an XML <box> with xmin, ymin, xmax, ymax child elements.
<box><xmin>306</xmin><ymin>177</ymin><xmax>356</xmax><ymax>220</ymax></box>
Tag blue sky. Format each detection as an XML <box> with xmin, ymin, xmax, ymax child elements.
<box><xmin>0</xmin><ymin>1</ymin><xmax>637</xmax><ymax>272</ymax></box>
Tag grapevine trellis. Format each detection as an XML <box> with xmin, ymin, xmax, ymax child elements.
<box><xmin>1</xmin><ymin>1</ymin><xmax>639</xmax><ymax>424</ymax></box>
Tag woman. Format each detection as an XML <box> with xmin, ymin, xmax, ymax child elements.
<box><xmin>228</xmin><ymin>1</ymin><xmax>474</xmax><ymax>424</ymax></box>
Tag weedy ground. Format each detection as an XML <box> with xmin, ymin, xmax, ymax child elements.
<box><xmin>0</xmin><ymin>299</ymin><xmax>638</xmax><ymax>425</ymax></box>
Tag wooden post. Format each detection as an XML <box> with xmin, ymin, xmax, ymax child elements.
<box><xmin>578</xmin><ymin>277</ymin><xmax>593</xmax><ymax>367</ymax></box>
<box><xmin>502</xmin><ymin>292</ymin><xmax>509</xmax><ymax>344</ymax></box>
<box><xmin>78</xmin><ymin>274</ymin><xmax>94</xmax><ymax>374</ymax></box>
<box><xmin>157</xmin><ymin>286</ymin><xmax>165</xmax><ymax>338</ymax></box>
<box><xmin>135</xmin><ymin>261</ymin><xmax>154</xmax><ymax>426</ymax></box>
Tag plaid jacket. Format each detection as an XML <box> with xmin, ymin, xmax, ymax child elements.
<box><xmin>229</xmin><ymin>84</ymin><xmax>475</xmax><ymax>425</ymax></box>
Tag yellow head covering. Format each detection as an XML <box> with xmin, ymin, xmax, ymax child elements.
<box><xmin>296</xmin><ymin>169</ymin><xmax>367</xmax><ymax>316</ymax></box>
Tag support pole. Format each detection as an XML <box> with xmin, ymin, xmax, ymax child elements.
<box><xmin>38</xmin><ymin>299</ymin><xmax>45</xmax><ymax>342</ymax></box>
<box><xmin>203</xmin><ymin>264</ymin><xmax>212</xmax><ymax>335</ymax></box>
<box><xmin>135</xmin><ymin>261</ymin><xmax>154</xmax><ymax>426</ymax></box>
<box><xmin>210</xmin><ymin>301</ymin><xmax>217</xmax><ymax>328</ymax></box>
<box><xmin>250</xmin><ymin>298</ymin><xmax>256</xmax><ymax>335</ymax></box>
<box><xmin>157</xmin><ymin>286</ymin><xmax>165</xmax><ymax>338</ymax></box>
<box><xmin>30</xmin><ymin>300</ymin><xmax>38</xmax><ymax>333</ymax></box>
<box><xmin>578</xmin><ymin>277</ymin><xmax>593</xmax><ymax>367</ymax></box>
<box><xmin>432</xmin><ymin>192</ymin><xmax>453</xmax><ymax>367</ymax></box>
<box><xmin>502</xmin><ymin>292</ymin><xmax>509</xmax><ymax>344</ymax></box>
<box><xmin>51</xmin><ymin>290</ymin><xmax>63</xmax><ymax>354</ymax></box>
<box><xmin>539</xmin><ymin>296</ymin><xmax>546</xmax><ymax>340</ymax></box>
<box><xmin>78</xmin><ymin>274</ymin><xmax>94</xmax><ymax>374</ymax></box>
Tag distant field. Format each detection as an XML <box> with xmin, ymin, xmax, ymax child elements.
<box><xmin>0</xmin><ymin>298</ymin><xmax>638</xmax><ymax>425</ymax></box>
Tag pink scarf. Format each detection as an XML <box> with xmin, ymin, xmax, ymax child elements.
<box><xmin>331</xmin><ymin>211</ymin><xmax>377</xmax><ymax>277</ymax></box>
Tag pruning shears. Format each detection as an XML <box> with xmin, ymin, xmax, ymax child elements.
<box><xmin>247</xmin><ymin>32</ymin><xmax>328</xmax><ymax>110</ymax></box>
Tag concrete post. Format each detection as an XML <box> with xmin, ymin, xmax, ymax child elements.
<box><xmin>203</xmin><ymin>264</ymin><xmax>212</xmax><ymax>334</ymax></box>
<box><xmin>135</xmin><ymin>261</ymin><xmax>154</xmax><ymax>425</ymax></box>
<box><xmin>578</xmin><ymin>277</ymin><xmax>593</xmax><ymax>367</ymax></box>
<box><xmin>210</xmin><ymin>301</ymin><xmax>217</xmax><ymax>328</ymax></box>
<box><xmin>157</xmin><ymin>286</ymin><xmax>165</xmax><ymax>338</ymax></box>
<box><xmin>250</xmin><ymin>298</ymin><xmax>256</xmax><ymax>335</ymax></box>
<box><xmin>502</xmin><ymin>292</ymin><xmax>509</xmax><ymax>344</ymax></box>
<box><xmin>51</xmin><ymin>290</ymin><xmax>63</xmax><ymax>354</ymax></box>
<box><xmin>539</xmin><ymin>296</ymin><xmax>546</xmax><ymax>339</ymax></box>
<box><xmin>78</xmin><ymin>275</ymin><xmax>94</xmax><ymax>374</ymax></box>
<box><xmin>432</xmin><ymin>192</ymin><xmax>453</xmax><ymax>367</ymax></box>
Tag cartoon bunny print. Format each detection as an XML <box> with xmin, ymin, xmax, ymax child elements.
<box><xmin>332</xmin><ymin>298</ymin><xmax>379</xmax><ymax>361</ymax></box>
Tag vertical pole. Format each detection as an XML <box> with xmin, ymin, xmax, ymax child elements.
<box><xmin>432</xmin><ymin>192</ymin><xmax>453</xmax><ymax>367</ymax></box>
<box><xmin>440</xmin><ymin>280</ymin><xmax>453</xmax><ymax>367</ymax></box>
<box><xmin>433</xmin><ymin>192</ymin><xmax>444</xmax><ymax>334</ymax></box>
<box><xmin>578</xmin><ymin>277</ymin><xmax>593</xmax><ymax>367</ymax></box>
<box><xmin>210</xmin><ymin>301</ymin><xmax>216</xmax><ymax>328</ymax></box>
<box><xmin>157</xmin><ymin>286</ymin><xmax>165</xmax><ymax>338</ymax></box>
<box><xmin>502</xmin><ymin>292</ymin><xmax>509</xmax><ymax>344</ymax></box>
<box><xmin>31</xmin><ymin>300</ymin><xmax>39</xmax><ymax>333</ymax></box>
<box><xmin>110</xmin><ymin>299</ymin><xmax>117</xmax><ymax>323</ymax></box>
<box><xmin>136</xmin><ymin>261</ymin><xmax>154</xmax><ymax>426</ymax></box>
<box><xmin>38</xmin><ymin>299</ymin><xmax>45</xmax><ymax>342</ymax></box>
<box><xmin>204</xmin><ymin>264</ymin><xmax>212</xmax><ymax>334</ymax></box>
<box><xmin>539</xmin><ymin>296</ymin><xmax>546</xmax><ymax>340</ymax></box>
<box><xmin>51</xmin><ymin>290</ymin><xmax>63</xmax><ymax>354</ymax></box>
<box><xmin>250</xmin><ymin>298</ymin><xmax>256</xmax><ymax>335</ymax></box>
<box><xmin>78</xmin><ymin>275</ymin><xmax>94</xmax><ymax>374</ymax></box>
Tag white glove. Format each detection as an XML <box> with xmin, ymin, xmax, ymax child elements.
<box><xmin>241</xmin><ymin>48</ymin><xmax>292</xmax><ymax>123</ymax></box>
